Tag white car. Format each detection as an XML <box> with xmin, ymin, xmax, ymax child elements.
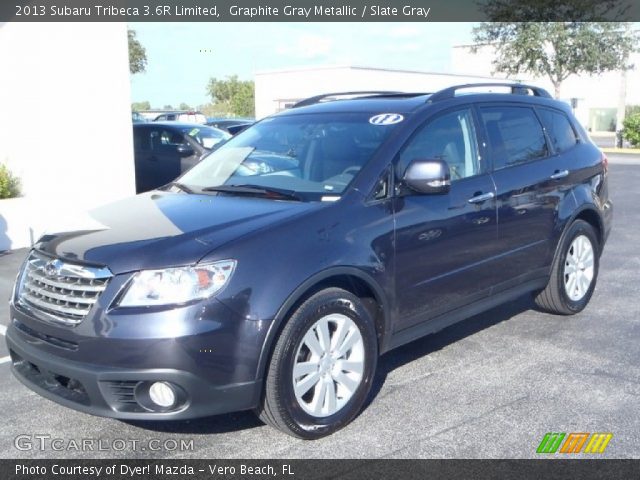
<box><xmin>153</xmin><ymin>111</ymin><xmax>208</xmax><ymax>124</ymax></box>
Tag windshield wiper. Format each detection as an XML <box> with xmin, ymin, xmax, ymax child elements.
<box><xmin>201</xmin><ymin>184</ymin><xmax>302</xmax><ymax>201</ymax></box>
<box><xmin>165</xmin><ymin>181</ymin><xmax>194</xmax><ymax>194</ymax></box>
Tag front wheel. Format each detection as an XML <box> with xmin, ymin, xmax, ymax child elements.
<box><xmin>535</xmin><ymin>220</ymin><xmax>600</xmax><ymax>315</ymax></box>
<box><xmin>257</xmin><ymin>288</ymin><xmax>378</xmax><ymax>439</ymax></box>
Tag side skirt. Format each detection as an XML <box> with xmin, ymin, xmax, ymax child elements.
<box><xmin>384</xmin><ymin>277</ymin><xmax>548</xmax><ymax>353</ymax></box>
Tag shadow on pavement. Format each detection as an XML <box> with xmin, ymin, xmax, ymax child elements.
<box><xmin>366</xmin><ymin>293</ymin><xmax>536</xmax><ymax>409</ymax></box>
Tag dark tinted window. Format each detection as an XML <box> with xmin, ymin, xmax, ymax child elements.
<box><xmin>147</xmin><ymin>129</ymin><xmax>185</xmax><ymax>152</ymax></box>
<box><xmin>400</xmin><ymin>108</ymin><xmax>480</xmax><ymax>181</ymax></box>
<box><xmin>538</xmin><ymin>108</ymin><xmax>578</xmax><ymax>153</ymax></box>
<box><xmin>480</xmin><ymin>106</ymin><xmax>548</xmax><ymax>169</ymax></box>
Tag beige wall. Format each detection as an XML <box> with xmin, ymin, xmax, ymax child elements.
<box><xmin>0</xmin><ymin>22</ymin><xmax>135</xmax><ymax>250</ymax></box>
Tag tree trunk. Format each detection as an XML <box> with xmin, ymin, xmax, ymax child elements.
<box><xmin>553</xmin><ymin>81</ymin><xmax>562</xmax><ymax>99</ymax></box>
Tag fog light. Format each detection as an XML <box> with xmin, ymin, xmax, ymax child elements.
<box><xmin>148</xmin><ymin>382</ymin><xmax>176</xmax><ymax>408</ymax></box>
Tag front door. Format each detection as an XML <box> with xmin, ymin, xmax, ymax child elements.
<box><xmin>393</xmin><ymin>107</ymin><xmax>500</xmax><ymax>331</ymax></box>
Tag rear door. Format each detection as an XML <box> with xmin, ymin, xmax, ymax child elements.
<box><xmin>134</xmin><ymin>127</ymin><xmax>184</xmax><ymax>192</ymax></box>
<box><xmin>133</xmin><ymin>126</ymin><xmax>154</xmax><ymax>193</ymax></box>
<box><xmin>478</xmin><ymin>104</ymin><xmax>575</xmax><ymax>290</ymax></box>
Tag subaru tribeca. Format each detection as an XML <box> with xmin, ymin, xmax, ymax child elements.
<box><xmin>6</xmin><ymin>84</ymin><xmax>612</xmax><ymax>439</ymax></box>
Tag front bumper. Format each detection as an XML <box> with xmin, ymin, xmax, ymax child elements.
<box><xmin>6</xmin><ymin>293</ymin><xmax>266</xmax><ymax>420</ymax></box>
<box><xmin>6</xmin><ymin>325</ymin><xmax>260</xmax><ymax>420</ymax></box>
<box><xmin>602</xmin><ymin>198</ymin><xmax>613</xmax><ymax>246</ymax></box>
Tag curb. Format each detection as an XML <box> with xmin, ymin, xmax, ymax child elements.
<box><xmin>601</xmin><ymin>148</ymin><xmax>640</xmax><ymax>155</ymax></box>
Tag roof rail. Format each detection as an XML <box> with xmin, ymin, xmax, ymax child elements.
<box><xmin>427</xmin><ymin>83</ymin><xmax>552</xmax><ymax>103</ymax></box>
<box><xmin>292</xmin><ymin>91</ymin><xmax>404</xmax><ymax>108</ymax></box>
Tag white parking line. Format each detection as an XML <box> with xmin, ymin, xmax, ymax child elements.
<box><xmin>0</xmin><ymin>325</ymin><xmax>8</xmax><ymax>364</ymax></box>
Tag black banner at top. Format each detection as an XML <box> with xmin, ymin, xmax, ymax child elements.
<box><xmin>2</xmin><ymin>0</ymin><xmax>640</xmax><ymax>22</ymax></box>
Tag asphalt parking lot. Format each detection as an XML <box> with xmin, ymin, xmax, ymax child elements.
<box><xmin>0</xmin><ymin>155</ymin><xmax>639</xmax><ymax>459</ymax></box>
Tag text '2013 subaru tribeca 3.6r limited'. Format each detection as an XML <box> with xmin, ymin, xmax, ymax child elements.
<box><xmin>7</xmin><ymin>84</ymin><xmax>612</xmax><ymax>439</ymax></box>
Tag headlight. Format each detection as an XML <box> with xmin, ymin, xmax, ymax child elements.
<box><xmin>117</xmin><ymin>260</ymin><xmax>236</xmax><ymax>307</ymax></box>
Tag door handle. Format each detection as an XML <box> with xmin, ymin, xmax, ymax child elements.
<box><xmin>468</xmin><ymin>192</ymin><xmax>495</xmax><ymax>204</ymax></box>
<box><xmin>550</xmin><ymin>169</ymin><xmax>569</xmax><ymax>180</ymax></box>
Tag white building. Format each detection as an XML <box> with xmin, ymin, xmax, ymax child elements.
<box><xmin>451</xmin><ymin>44</ymin><xmax>640</xmax><ymax>133</ymax></box>
<box><xmin>255</xmin><ymin>48</ymin><xmax>640</xmax><ymax>134</ymax></box>
<box><xmin>0</xmin><ymin>22</ymin><xmax>135</xmax><ymax>251</ymax></box>
<box><xmin>254</xmin><ymin>65</ymin><xmax>515</xmax><ymax>119</ymax></box>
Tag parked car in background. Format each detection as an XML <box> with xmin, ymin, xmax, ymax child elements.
<box><xmin>133</xmin><ymin>122</ymin><xmax>230</xmax><ymax>193</ymax></box>
<box><xmin>131</xmin><ymin>111</ymin><xmax>147</xmax><ymax>123</ymax></box>
<box><xmin>153</xmin><ymin>111</ymin><xmax>208</xmax><ymax>124</ymax></box>
<box><xmin>206</xmin><ymin>118</ymin><xmax>254</xmax><ymax>135</ymax></box>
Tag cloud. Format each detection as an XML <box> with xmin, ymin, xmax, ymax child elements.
<box><xmin>386</xmin><ymin>25</ymin><xmax>424</xmax><ymax>39</ymax></box>
<box><xmin>382</xmin><ymin>42</ymin><xmax>423</xmax><ymax>53</ymax></box>
<box><xmin>276</xmin><ymin>33</ymin><xmax>333</xmax><ymax>59</ymax></box>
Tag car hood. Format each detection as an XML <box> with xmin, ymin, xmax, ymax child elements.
<box><xmin>35</xmin><ymin>192</ymin><xmax>323</xmax><ymax>274</ymax></box>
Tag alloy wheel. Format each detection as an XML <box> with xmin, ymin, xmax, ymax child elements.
<box><xmin>563</xmin><ymin>234</ymin><xmax>595</xmax><ymax>301</ymax></box>
<box><xmin>292</xmin><ymin>313</ymin><xmax>365</xmax><ymax>417</ymax></box>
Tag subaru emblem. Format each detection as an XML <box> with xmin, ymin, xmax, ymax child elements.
<box><xmin>44</xmin><ymin>260</ymin><xmax>61</xmax><ymax>277</ymax></box>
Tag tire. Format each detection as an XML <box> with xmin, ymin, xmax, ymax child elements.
<box><xmin>257</xmin><ymin>288</ymin><xmax>378</xmax><ymax>439</ymax></box>
<box><xmin>535</xmin><ymin>220</ymin><xmax>600</xmax><ymax>315</ymax></box>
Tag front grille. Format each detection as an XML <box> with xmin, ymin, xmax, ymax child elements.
<box><xmin>17</xmin><ymin>251</ymin><xmax>112</xmax><ymax>326</ymax></box>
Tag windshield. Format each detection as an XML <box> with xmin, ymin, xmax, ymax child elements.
<box><xmin>178</xmin><ymin>112</ymin><xmax>401</xmax><ymax>200</ymax></box>
<box><xmin>182</xmin><ymin>126</ymin><xmax>231</xmax><ymax>149</ymax></box>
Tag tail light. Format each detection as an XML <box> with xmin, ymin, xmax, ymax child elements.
<box><xmin>601</xmin><ymin>151</ymin><xmax>608</xmax><ymax>174</ymax></box>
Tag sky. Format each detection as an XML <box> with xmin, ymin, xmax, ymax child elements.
<box><xmin>129</xmin><ymin>22</ymin><xmax>476</xmax><ymax>108</ymax></box>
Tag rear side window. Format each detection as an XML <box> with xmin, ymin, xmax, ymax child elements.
<box><xmin>480</xmin><ymin>106</ymin><xmax>548</xmax><ymax>170</ymax></box>
<box><xmin>537</xmin><ymin>108</ymin><xmax>578</xmax><ymax>153</ymax></box>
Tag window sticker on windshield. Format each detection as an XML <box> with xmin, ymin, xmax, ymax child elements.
<box><xmin>188</xmin><ymin>128</ymin><xmax>200</xmax><ymax>136</ymax></box>
<box><xmin>369</xmin><ymin>113</ymin><xmax>404</xmax><ymax>125</ymax></box>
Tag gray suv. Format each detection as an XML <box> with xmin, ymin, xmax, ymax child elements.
<box><xmin>6</xmin><ymin>83</ymin><xmax>612</xmax><ymax>439</ymax></box>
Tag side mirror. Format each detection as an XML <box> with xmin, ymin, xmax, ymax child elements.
<box><xmin>176</xmin><ymin>144</ymin><xmax>195</xmax><ymax>156</ymax></box>
<box><xmin>403</xmin><ymin>158</ymin><xmax>451</xmax><ymax>194</ymax></box>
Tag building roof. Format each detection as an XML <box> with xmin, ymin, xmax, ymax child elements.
<box><xmin>255</xmin><ymin>64</ymin><xmax>498</xmax><ymax>80</ymax></box>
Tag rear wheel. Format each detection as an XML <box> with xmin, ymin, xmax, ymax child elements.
<box><xmin>535</xmin><ymin>220</ymin><xmax>599</xmax><ymax>315</ymax></box>
<box><xmin>257</xmin><ymin>288</ymin><xmax>378</xmax><ymax>439</ymax></box>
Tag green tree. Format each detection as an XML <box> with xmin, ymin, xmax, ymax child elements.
<box><xmin>197</xmin><ymin>103</ymin><xmax>225</xmax><ymax>117</ymax></box>
<box><xmin>128</xmin><ymin>29</ymin><xmax>147</xmax><ymax>75</ymax></box>
<box><xmin>0</xmin><ymin>164</ymin><xmax>20</xmax><ymax>199</ymax></box>
<box><xmin>206</xmin><ymin>75</ymin><xmax>255</xmax><ymax>117</ymax></box>
<box><xmin>622</xmin><ymin>114</ymin><xmax>640</xmax><ymax>147</ymax></box>
<box><xmin>163</xmin><ymin>104</ymin><xmax>174</xmax><ymax>110</ymax></box>
<box><xmin>179</xmin><ymin>102</ymin><xmax>192</xmax><ymax>110</ymax></box>
<box><xmin>472</xmin><ymin>2</ymin><xmax>638</xmax><ymax>98</ymax></box>
<box><xmin>626</xmin><ymin>105</ymin><xmax>640</xmax><ymax>117</ymax></box>
<box><xmin>131</xmin><ymin>101</ymin><xmax>151</xmax><ymax>111</ymax></box>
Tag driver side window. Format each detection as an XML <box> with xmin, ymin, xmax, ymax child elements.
<box><xmin>400</xmin><ymin>108</ymin><xmax>480</xmax><ymax>181</ymax></box>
